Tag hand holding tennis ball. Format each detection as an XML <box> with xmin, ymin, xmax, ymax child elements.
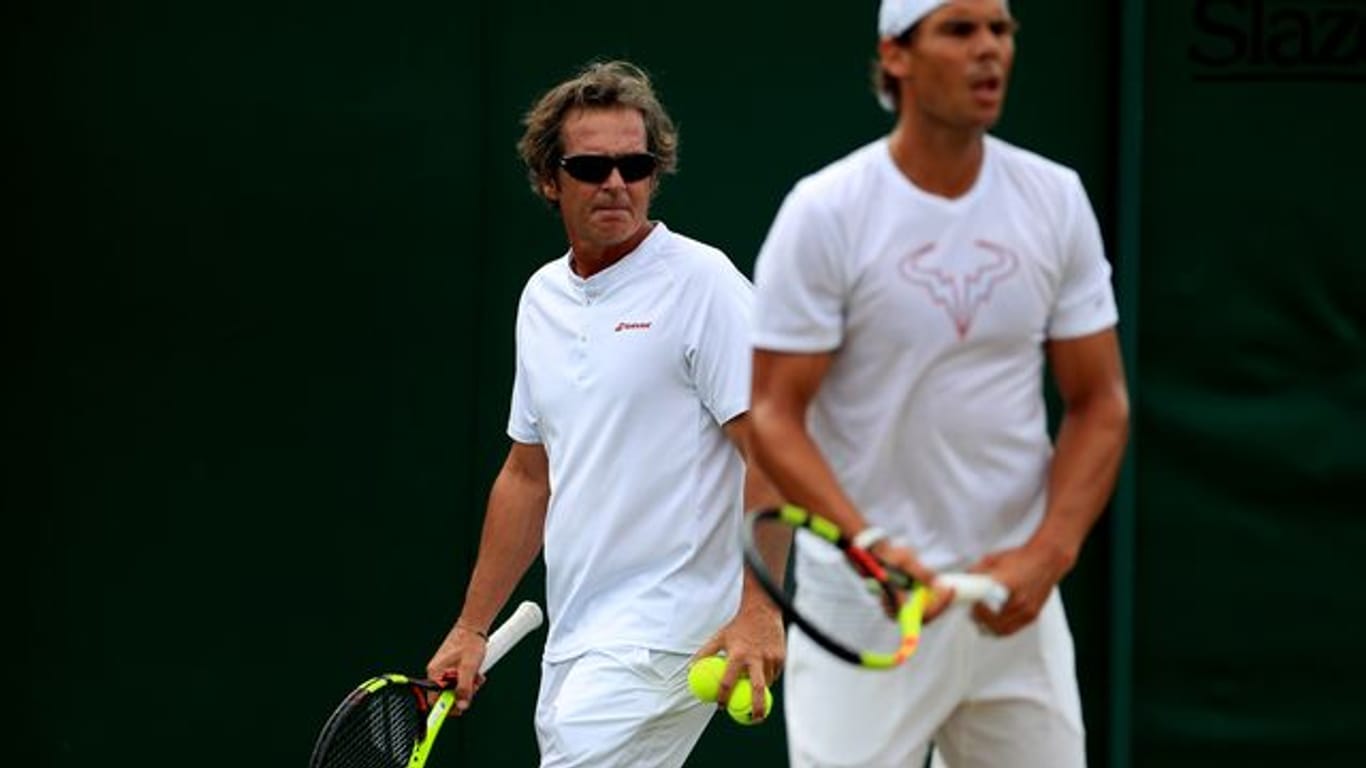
<box><xmin>687</xmin><ymin>655</ymin><xmax>727</xmax><ymax>703</ymax></box>
<box><xmin>724</xmin><ymin>679</ymin><xmax>774</xmax><ymax>725</ymax></box>
<box><xmin>687</xmin><ymin>655</ymin><xmax>773</xmax><ymax>725</ymax></box>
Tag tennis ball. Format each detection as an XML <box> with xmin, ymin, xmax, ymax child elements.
<box><xmin>687</xmin><ymin>656</ymin><xmax>727</xmax><ymax>703</ymax></box>
<box><xmin>725</xmin><ymin>679</ymin><xmax>774</xmax><ymax>726</ymax></box>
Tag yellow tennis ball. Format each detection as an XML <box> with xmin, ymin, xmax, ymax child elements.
<box><xmin>725</xmin><ymin>679</ymin><xmax>774</xmax><ymax>726</ymax></box>
<box><xmin>687</xmin><ymin>656</ymin><xmax>727</xmax><ymax>703</ymax></box>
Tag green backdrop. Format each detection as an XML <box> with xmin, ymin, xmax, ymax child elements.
<box><xmin>14</xmin><ymin>1</ymin><xmax>1363</xmax><ymax>766</ymax></box>
<box><xmin>1132</xmin><ymin>1</ymin><xmax>1366</xmax><ymax>766</ymax></box>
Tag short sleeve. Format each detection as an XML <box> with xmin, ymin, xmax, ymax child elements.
<box><xmin>752</xmin><ymin>184</ymin><xmax>848</xmax><ymax>352</ymax></box>
<box><xmin>1048</xmin><ymin>174</ymin><xmax>1119</xmax><ymax>339</ymax></box>
<box><xmin>685</xmin><ymin>257</ymin><xmax>754</xmax><ymax>426</ymax></box>
<box><xmin>506</xmin><ymin>305</ymin><xmax>542</xmax><ymax>444</ymax></box>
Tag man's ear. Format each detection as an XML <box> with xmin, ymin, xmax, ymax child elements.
<box><xmin>540</xmin><ymin>176</ymin><xmax>560</xmax><ymax>203</ymax></box>
<box><xmin>878</xmin><ymin>37</ymin><xmax>914</xmax><ymax>82</ymax></box>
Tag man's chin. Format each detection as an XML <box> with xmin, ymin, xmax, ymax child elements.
<box><xmin>592</xmin><ymin>221</ymin><xmax>642</xmax><ymax>242</ymax></box>
<box><xmin>978</xmin><ymin>104</ymin><xmax>1006</xmax><ymax>129</ymax></box>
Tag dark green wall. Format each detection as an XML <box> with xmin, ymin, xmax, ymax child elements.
<box><xmin>15</xmin><ymin>2</ymin><xmax>497</xmax><ymax>764</ymax></box>
<box><xmin>16</xmin><ymin>1</ymin><xmax>1363</xmax><ymax>766</ymax></box>
<box><xmin>1133</xmin><ymin>1</ymin><xmax>1366</xmax><ymax>765</ymax></box>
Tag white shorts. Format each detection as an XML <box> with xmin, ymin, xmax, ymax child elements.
<box><xmin>535</xmin><ymin>646</ymin><xmax>715</xmax><ymax>768</ymax></box>
<box><xmin>785</xmin><ymin>584</ymin><xmax>1084</xmax><ymax>768</ymax></box>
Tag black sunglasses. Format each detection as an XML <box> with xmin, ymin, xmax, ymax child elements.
<box><xmin>559</xmin><ymin>153</ymin><xmax>658</xmax><ymax>184</ymax></box>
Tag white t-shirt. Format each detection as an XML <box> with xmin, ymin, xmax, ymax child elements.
<box><xmin>753</xmin><ymin>136</ymin><xmax>1117</xmax><ymax>580</ymax></box>
<box><xmin>509</xmin><ymin>222</ymin><xmax>753</xmax><ymax>662</ymax></box>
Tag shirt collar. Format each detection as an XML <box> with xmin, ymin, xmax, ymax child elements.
<box><xmin>564</xmin><ymin>221</ymin><xmax>669</xmax><ymax>297</ymax></box>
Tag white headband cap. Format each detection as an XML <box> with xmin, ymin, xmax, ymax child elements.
<box><xmin>878</xmin><ymin>0</ymin><xmax>949</xmax><ymax>39</ymax></box>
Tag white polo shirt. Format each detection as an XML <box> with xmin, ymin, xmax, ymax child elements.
<box><xmin>508</xmin><ymin>222</ymin><xmax>753</xmax><ymax>662</ymax></box>
<box><xmin>753</xmin><ymin>136</ymin><xmax>1118</xmax><ymax>580</ymax></box>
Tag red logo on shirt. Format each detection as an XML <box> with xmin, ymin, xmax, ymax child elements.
<box><xmin>614</xmin><ymin>321</ymin><xmax>653</xmax><ymax>332</ymax></box>
<box><xmin>898</xmin><ymin>239</ymin><xmax>1020</xmax><ymax>340</ymax></box>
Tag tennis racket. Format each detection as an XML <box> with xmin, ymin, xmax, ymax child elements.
<box><xmin>742</xmin><ymin>505</ymin><xmax>1008</xmax><ymax>670</ymax></box>
<box><xmin>309</xmin><ymin>600</ymin><xmax>545</xmax><ymax>768</ymax></box>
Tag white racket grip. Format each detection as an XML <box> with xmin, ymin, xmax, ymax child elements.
<box><xmin>479</xmin><ymin>601</ymin><xmax>544</xmax><ymax>674</ymax></box>
<box><xmin>935</xmin><ymin>574</ymin><xmax>1009</xmax><ymax>612</ymax></box>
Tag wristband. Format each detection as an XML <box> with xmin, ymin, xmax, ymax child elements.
<box><xmin>851</xmin><ymin>526</ymin><xmax>889</xmax><ymax>551</ymax></box>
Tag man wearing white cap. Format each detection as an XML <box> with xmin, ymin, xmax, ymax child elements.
<box><xmin>748</xmin><ymin>1</ymin><xmax>1129</xmax><ymax>765</ymax></box>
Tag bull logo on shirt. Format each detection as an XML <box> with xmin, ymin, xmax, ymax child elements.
<box><xmin>898</xmin><ymin>240</ymin><xmax>1020</xmax><ymax>340</ymax></box>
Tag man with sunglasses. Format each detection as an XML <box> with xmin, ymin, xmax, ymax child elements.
<box><xmin>748</xmin><ymin>1</ymin><xmax>1130</xmax><ymax>766</ymax></box>
<box><xmin>424</xmin><ymin>60</ymin><xmax>787</xmax><ymax>767</ymax></box>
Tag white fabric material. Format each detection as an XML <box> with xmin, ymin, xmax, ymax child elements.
<box><xmin>878</xmin><ymin>0</ymin><xmax>949</xmax><ymax>38</ymax></box>
<box><xmin>785</xmin><ymin>588</ymin><xmax>1083</xmax><ymax>768</ymax></box>
<box><xmin>509</xmin><ymin>222</ymin><xmax>753</xmax><ymax>663</ymax></box>
<box><xmin>753</xmin><ymin>136</ymin><xmax>1117</xmax><ymax>577</ymax></box>
<box><xmin>878</xmin><ymin>0</ymin><xmax>1012</xmax><ymax>37</ymax></box>
<box><xmin>536</xmin><ymin>646</ymin><xmax>714</xmax><ymax>768</ymax></box>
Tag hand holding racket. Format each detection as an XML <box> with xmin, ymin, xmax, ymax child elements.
<box><xmin>425</xmin><ymin>612</ymin><xmax>509</xmax><ymax>715</ymax></box>
<box><xmin>309</xmin><ymin>601</ymin><xmax>544</xmax><ymax>768</ymax></box>
<box><xmin>965</xmin><ymin>542</ymin><xmax>1072</xmax><ymax>636</ymax></box>
<box><xmin>742</xmin><ymin>505</ymin><xmax>1008</xmax><ymax>670</ymax></box>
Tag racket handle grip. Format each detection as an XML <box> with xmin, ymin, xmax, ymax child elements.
<box><xmin>935</xmin><ymin>574</ymin><xmax>1009</xmax><ymax>612</ymax></box>
<box><xmin>479</xmin><ymin>601</ymin><xmax>545</xmax><ymax>674</ymax></box>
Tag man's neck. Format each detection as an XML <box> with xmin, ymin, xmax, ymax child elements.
<box><xmin>570</xmin><ymin>222</ymin><xmax>655</xmax><ymax>278</ymax></box>
<box><xmin>887</xmin><ymin>118</ymin><xmax>987</xmax><ymax>199</ymax></box>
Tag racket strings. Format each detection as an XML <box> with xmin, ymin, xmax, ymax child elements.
<box><xmin>314</xmin><ymin>684</ymin><xmax>426</xmax><ymax>768</ymax></box>
<box><xmin>744</xmin><ymin>506</ymin><xmax>926</xmax><ymax>670</ymax></box>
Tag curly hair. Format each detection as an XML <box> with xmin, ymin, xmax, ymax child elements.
<box><xmin>518</xmin><ymin>60</ymin><xmax>679</xmax><ymax>203</ymax></box>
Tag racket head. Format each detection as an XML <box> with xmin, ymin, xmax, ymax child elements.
<box><xmin>742</xmin><ymin>505</ymin><xmax>927</xmax><ymax>670</ymax></box>
<box><xmin>309</xmin><ymin>674</ymin><xmax>441</xmax><ymax>768</ymax></box>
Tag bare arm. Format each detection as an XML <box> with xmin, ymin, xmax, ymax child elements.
<box><xmin>973</xmin><ymin>328</ymin><xmax>1130</xmax><ymax>634</ymax></box>
<box><xmin>692</xmin><ymin>414</ymin><xmax>788</xmax><ymax>722</ymax></box>
<box><xmin>748</xmin><ymin>350</ymin><xmax>863</xmax><ymax>534</ymax></box>
<box><xmin>749</xmin><ymin>349</ymin><xmax>939</xmax><ymax>594</ymax></box>
<box><xmin>426</xmin><ymin>441</ymin><xmax>550</xmax><ymax>711</ymax></box>
<box><xmin>724</xmin><ymin>413</ymin><xmax>790</xmax><ymax>593</ymax></box>
<box><xmin>1037</xmin><ymin>328</ymin><xmax>1130</xmax><ymax>566</ymax></box>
